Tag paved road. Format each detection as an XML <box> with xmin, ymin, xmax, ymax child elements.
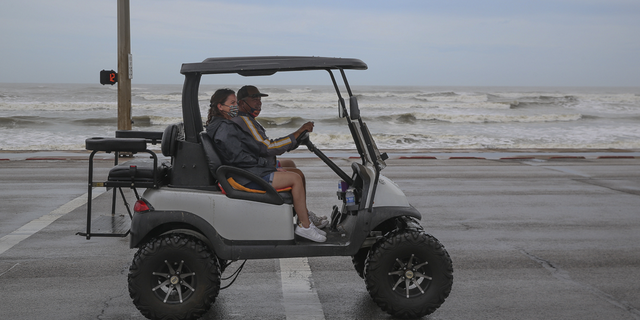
<box><xmin>1</xmin><ymin>154</ymin><xmax>640</xmax><ymax>319</ymax></box>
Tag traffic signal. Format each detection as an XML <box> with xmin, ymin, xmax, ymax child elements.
<box><xmin>100</xmin><ymin>70</ymin><xmax>118</xmax><ymax>85</ymax></box>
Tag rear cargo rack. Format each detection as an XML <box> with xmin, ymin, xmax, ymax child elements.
<box><xmin>78</xmin><ymin>132</ymin><xmax>166</xmax><ymax>239</ymax></box>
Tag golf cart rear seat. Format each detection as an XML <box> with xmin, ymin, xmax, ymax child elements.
<box><xmin>80</xmin><ymin>130</ymin><xmax>169</xmax><ymax>239</ymax></box>
<box><xmin>107</xmin><ymin>158</ymin><xmax>169</xmax><ymax>186</ymax></box>
<box><xmin>106</xmin><ymin>129</ymin><xmax>169</xmax><ymax>186</ymax></box>
<box><xmin>103</xmin><ymin>124</ymin><xmax>183</xmax><ymax>186</ymax></box>
<box><xmin>85</xmin><ymin>131</ymin><xmax>171</xmax><ymax>189</ymax></box>
<box><xmin>199</xmin><ymin>131</ymin><xmax>293</xmax><ymax>205</ymax></box>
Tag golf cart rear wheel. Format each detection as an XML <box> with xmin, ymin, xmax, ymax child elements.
<box><xmin>128</xmin><ymin>233</ymin><xmax>221</xmax><ymax>320</ymax></box>
<box><xmin>364</xmin><ymin>230</ymin><xmax>453</xmax><ymax>319</ymax></box>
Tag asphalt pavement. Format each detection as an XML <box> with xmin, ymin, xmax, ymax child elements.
<box><xmin>1</xmin><ymin>151</ymin><xmax>640</xmax><ymax>319</ymax></box>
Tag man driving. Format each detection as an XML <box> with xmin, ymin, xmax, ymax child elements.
<box><xmin>233</xmin><ymin>85</ymin><xmax>328</xmax><ymax>228</ymax></box>
<box><xmin>233</xmin><ymin>85</ymin><xmax>313</xmax><ymax>166</ymax></box>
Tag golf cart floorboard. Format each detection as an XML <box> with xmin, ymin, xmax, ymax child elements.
<box><xmin>294</xmin><ymin>230</ymin><xmax>350</xmax><ymax>246</ymax></box>
<box><xmin>89</xmin><ymin>214</ymin><xmax>131</xmax><ymax>235</ymax></box>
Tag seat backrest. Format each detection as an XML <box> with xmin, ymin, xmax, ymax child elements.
<box><xmin>199</xmin><ymin>131</ymin><xmax>223</xmax><ymax>182</ymax></box>
<box><xmin>161</xmin><ymin>124</ymin><xmax>179</xmax><ymax>157</ymax></box>
<box><xmin>200</xmin><ymin>131</ymin><xmax>286</xmax><ymax>205</ymax></box>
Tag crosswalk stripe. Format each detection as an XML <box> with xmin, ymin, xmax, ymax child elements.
<box><xmin>280</xmin><ymin>257</ymin><xmax>325</xmax><ymax>320</ymax></box>
<box><xmin>0</xmin><ymin>188</ymin><xmax>106</xmax><ymax>256</ymax></box>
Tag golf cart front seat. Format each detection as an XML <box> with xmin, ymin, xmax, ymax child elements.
<box><xmin>199</xmin><ymin>132</ymin><xmax>293</xmax><ymax>205</ymax></box>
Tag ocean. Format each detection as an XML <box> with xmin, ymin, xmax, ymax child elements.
<box><xmin>1</xmin><ymin>83</ymin><xmax>639</xmax><ymax>151</ymax></box>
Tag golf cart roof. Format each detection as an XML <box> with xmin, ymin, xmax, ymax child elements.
<box><xmin>180</xmin><ymin>56</ymin><xmax>367</xmax><ymax>76</ymax></box>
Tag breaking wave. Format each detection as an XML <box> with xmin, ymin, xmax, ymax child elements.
<box><xmin>253</xmin><ymin>112</ymin><xmax>584</xmax><ymax>127</ymax></box>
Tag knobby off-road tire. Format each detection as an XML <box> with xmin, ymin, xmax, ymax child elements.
<box><xmin>364</xmin><ymin>230</ymin><xmax>453</xmax><ymax>319</ymax></box>
<box><xmin>354</xmin><ymin>217</ymin><xmax>424</xmax><ymax>280</ymax></box>
<box><xmin>352</xmin><ymin>247</ymin><xmax>370</xmax><ymax>279</ymax></box>
<box><xmin>128</xmin><ymin>234</ymin><xmax>221</xmax><ymax>320</ymax></box>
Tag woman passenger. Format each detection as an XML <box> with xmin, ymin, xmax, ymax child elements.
<box><xmin>205</xmin><ymin>89</ymin><xmax>326</xmax><ymax>242</ymax></box>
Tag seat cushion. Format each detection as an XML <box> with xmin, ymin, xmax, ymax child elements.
<box><xmin>218</xmin><ymin>178</ymin><xmax>293</xmax><ymax>204</ymax></box>
<box><xmin>108</xmin><ymin>159</ymin><xmax>170</xmax><ymax>182</ymax></box>
<box><xmin>224</xmin><ymin>177</ymin><xmax>292</xmax><ymax>194</ymax></box>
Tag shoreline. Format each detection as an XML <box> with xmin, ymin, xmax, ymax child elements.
<box><xmin>2</xmin><ymin>148</ymin><xmax>640</xmax><ymax>161</ymax></box>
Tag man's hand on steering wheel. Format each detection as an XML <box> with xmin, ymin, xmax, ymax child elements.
<box><xmin>294</xmin><ymin>121</ymin><xmax>314</xmax><ymax>138</ymax></box>
<box><xmin>291</xmin><ymin>121</ymin><xmax>314</xmax><ymax>150</ymax></box>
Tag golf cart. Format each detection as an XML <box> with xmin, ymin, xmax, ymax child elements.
<box><xmin>83</xmin><ymin>56</ymin><xmax>453</xmax><ymax>319</ymax></box>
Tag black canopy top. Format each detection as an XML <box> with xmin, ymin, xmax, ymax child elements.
<box><xmin>180</xmin><ymin>56</ymin><xmax>367</xmax><ymax>76</ymax></box>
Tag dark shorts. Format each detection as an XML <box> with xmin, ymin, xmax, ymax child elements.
<box><xmin>243</xmin><ymin>172</ymin><xmax>275</xmax><ymax>190</ymax></box>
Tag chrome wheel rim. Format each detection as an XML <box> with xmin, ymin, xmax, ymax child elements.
<box><xmin>387</xmin><ymin>254</ymin><xmax>432</xmax><ymax>298</ymax></box>
<box><xmin>151</xmin><ymin>260</ymin><xmax>196</xmax><ymax>304</ymax></box>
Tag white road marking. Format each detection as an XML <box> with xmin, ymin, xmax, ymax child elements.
<box><xmin>0</xmin><ymin>189</ymin><xmax>106</xmax><ymax>255</ymax></box>
<box><xmin>0</xmin><ymin>263</ymin><xmax>20</xmax><ymax>277</ymax></box>
<box><xmin>280</xmin><ymin>257</ymin><xmax>325</xmax><ymax>320</ymax></box>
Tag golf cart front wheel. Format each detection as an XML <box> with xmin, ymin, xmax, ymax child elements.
<box><xmin>128</xmin><ymin>233</ymin><xmax>221</xmax><ymax>320</ymax></box>
<box><xmin>364</xmin><ymin>230</ymin><xmax>453</xmax><ymax>319</ymax></box>
<box><xmin>351</xmin><ymin>247</ymin><xmax>370</xmax><ymax>279</ymax></box>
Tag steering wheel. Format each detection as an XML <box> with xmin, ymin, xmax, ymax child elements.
<box><xmin>291</xmin><ymin>130</ymin><xmax>310</xmax><ymax>150</ymax></box>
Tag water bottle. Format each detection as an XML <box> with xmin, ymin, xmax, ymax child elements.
<box><xmin>346</xmin><ymin>188</ymin><xmax>355</xmax><ymax>207</ymax></box>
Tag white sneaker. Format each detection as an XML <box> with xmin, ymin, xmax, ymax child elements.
<box><xmin>310</xmin><ymin>222</ymin><xmax>327</xmax><ymax>236</ymax></box>
<box><xmin>309</xmin><ymin>211</ymin><xmax>329</xmax><ymax>229</ymax></box>
<box><xmin>295</xmin><ymin>224</ymin><xmax>326</xmax><ymax>242</ymax></box>
<box><xmin>295</xmin><ymin>217</ymin><xmax>326</xmax><ymax>236</ymax></box>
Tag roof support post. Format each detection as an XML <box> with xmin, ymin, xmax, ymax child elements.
<box><xmin>181</xmin><ymin>73</ymin><xmax>203</xmax><ymax>143</ymax></box>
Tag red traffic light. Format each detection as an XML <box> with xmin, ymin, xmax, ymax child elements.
<box><xmin>100</xmin><ymin>70</ymin><xmax>118</xmax><ymax>85</ymax></box>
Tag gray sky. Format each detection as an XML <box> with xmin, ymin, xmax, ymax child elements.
<box><xmin>1</xmin><ymin>0</ymin><xmax>639</xmax><ymax>86</ymax></box>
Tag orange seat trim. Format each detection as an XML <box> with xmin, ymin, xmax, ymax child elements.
<box><xmin>219</xmin><ymin>177</ymin><xmax>292</xmax><ymax>194</ymax></box>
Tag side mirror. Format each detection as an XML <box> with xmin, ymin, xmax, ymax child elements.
<box><xmin>349</xmin><ymin>96</ymin><xmax>360</xmax><ymax>120</ymax></box>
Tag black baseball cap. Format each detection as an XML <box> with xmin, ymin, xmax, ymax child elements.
<box><xmin>237</xmin><ymin>85</ymin><xmax>268</xmax><ymax>100</ymax></box>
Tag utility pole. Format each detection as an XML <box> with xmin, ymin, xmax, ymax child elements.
<box><xmin>117</xmin><ymin>0</ymin><xmax>132</xmax><ymax>131</ymax></box>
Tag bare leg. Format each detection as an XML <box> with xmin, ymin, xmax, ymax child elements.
<box><xmin>278</xmin><ymin>159</ymin><xmax>296</xmax><ymax>168</ymax></box>
<box><xmin>283</xmin><ymin>168</ymin><xmax>306</xmax><ymax>190</ymax></box>
<box><xmin>272</xmin><ymin>171</ymin><xmax>310</xmax><ymax>228</ymax></box>
<box><xmin>278</xmin><ymin>159</ymin><xmax>306</xmax><ymax>190</ymax></box>
<box><xmin>279</xmin><ymin>159</ymin><xmax>328</xmax><ymax>223</ymax></box>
